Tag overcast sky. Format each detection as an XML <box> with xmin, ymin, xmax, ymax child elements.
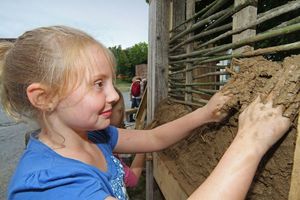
<box><xmin>0</xmin><ymin>0</ymin><xmax>149</xmax><ymax>48</ymax></box>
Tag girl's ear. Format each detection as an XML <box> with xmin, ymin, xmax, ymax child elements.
<box><xmin>26</xmin><ymin>83</ymin><xmax>54</xmax><ymax>111</ymax></box>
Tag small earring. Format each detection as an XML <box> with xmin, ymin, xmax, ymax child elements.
<box><xmin>47</xmin><ymin>107</ymin><xmax>53</xmax><ymax>112</ymax></box>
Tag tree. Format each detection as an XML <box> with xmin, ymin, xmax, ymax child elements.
<box><xmin>109</xmin><ymin>45</ymin><xmax>130</xmax><ymax>77</ymax></box>
<box><xmin>109</xmin><ymin>42</ymin><xmax>148</xmax><ymax>78</ymax></box>
<box><xmin>126</xmin><ymin>42</ymin><xmax>148</xmax><ymax>77</ymax></box>
<box><xmin>127</xmin><ymin>43</ymin><xmax>148</xmax><ymax>65</ymax></box>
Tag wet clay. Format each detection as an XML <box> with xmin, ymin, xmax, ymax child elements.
<box><xmin>152</xmin><ymin>55</ymin><xmax>300</xmax><ymax>199</ymax></box>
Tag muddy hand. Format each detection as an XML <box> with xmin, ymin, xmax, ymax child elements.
<box><xmin>237</xmin><ymin>95</ymin><xmax>291</xmax><ymax>154</ymax></box>
<box><xmin>204</xmin><ymin>91</ymin><xmax>232</xmax><ymax>122</ymax></box>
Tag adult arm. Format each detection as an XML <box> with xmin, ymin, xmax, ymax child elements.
<box><xmin>188</xmin><ymin>96</ymin><xmax>291</xmax><ymax>200</ymax></box>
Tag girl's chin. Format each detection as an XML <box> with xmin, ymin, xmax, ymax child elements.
<box><xmin>94</xmin><ymin>119</ymin><xmax>111</xmax><ymax>130</ymax></box>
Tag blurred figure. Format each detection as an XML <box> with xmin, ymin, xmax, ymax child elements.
<box><xmin>111</xmin><ymin>88</ymin><xmax>145</xmax><ymax>188</ymax></box>
<box><xmin>129</xmin><ymin>76</ymin><xmax>142</xmax><ymax>122</ymax></box>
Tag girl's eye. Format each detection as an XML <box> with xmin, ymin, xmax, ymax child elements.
<box><xmin>95</xmin><ymin>80</ymin><xmax>103</xmax><ymax>89</ymax></box>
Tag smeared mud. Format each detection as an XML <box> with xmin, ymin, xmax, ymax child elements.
<box><xmin>152</xmin><ymin>55</ymin><xmax>300</xmax><ymax>199</ymax></box>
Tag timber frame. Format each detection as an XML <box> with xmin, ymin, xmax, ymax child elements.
<box><xmin>146</xmin><ymin>0</ymin><xmax>300</xmax><ymax>199</ymax></box>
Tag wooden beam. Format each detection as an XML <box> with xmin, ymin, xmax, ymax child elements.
<box><xmin>171</xmin><ymin>0</ymin><xmax>186</xmax><ymax>36</ymax></box>
<box><xmin>232</xmin><ymin>0</ymin><xmax>257</xmax><ymax>53</ymax></box>
<box><xmin>147</xmin><ymin>0</ymin><xmax>170</xmax><ymax>199</ymax></box>
<box><xmin>147</xmin><ymin>0</ymin><xmax>170</xmax><ymax>124</ymax></box>
<box><xmin>124</xmin><ymin>108</ymin><xmax>138</xmax><ymax>122</ymax></box>
<box><xmin>134</xmin><ymin>89</ymin><xmax>147</xmax><ymax>130</ymax></box>
<box><xmin>185</xmin><ymin>0</ymin><xmax>195</xmax><ymax>102</ymax></box>
<box><xmin>289</xmin><ymin>114</ymin><xmax>300</xmax><ymax>200</ymax></box>
<box><xmin>153</xmin><ymin>153</ymin><xmax>189</xmax><ymax>200</ymax></box>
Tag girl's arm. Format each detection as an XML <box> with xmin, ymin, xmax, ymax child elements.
<box><xmin>130</xmin><ymin>153</ymin><xmax>145</xmax><ymax>177</ymax></box>
<box><xmin>123</xmin><ymin>154</ymin><xmax>146</xmax><ymax>187</ymax></box>
<box><xmin>128</xmin><ymin>154</ymin><xmax>145</xmax><ymax>186</ymax></box>
<box><xmin>115</xmin><ymin>92</ymin><xmax>230</xmax><ymax>153</ymax></box>
<box><xmin>188</xmin><ymin>96</ymin><xmax>290</xmax><ymax>200</ymax></box>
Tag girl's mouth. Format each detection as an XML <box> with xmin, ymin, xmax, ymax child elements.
<box><xmin>100</xmin><ymin>109</ymin><xmax>112</xmax><ymax>118</ymax></box>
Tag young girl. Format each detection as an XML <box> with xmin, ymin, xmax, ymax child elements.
<box><xmin>0</xmin><ymin>26</ymin><xmax>290</xmax><ymax>200</ymax></box>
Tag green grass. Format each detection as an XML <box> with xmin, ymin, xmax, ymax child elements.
<box><xmin>127</xmin><ymin>173</ymin><xmax>146</xmax><ymax>199</ymax></box>
<box><xmin>115</xmin><ymin>79</ymin><xmax>131</xmax><ymax>92</ymax></box>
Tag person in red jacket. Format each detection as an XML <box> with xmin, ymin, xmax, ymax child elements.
<box><xmin>129</xmin><ymin>76</ymin><xmax>143</xmax><ymax>122</ymax></box>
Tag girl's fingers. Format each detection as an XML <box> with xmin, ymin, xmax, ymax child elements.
<box><xmin>254</xmin><ymin>95</ymin><xmax>261</xmax><ymax>104</ymax></box>
<box><xmin>266</xmin><ymin>91</ymin><xmax>274</xmax><ymax>102</ymax></box>
<box><xmin>245</xmin><ymin>96</ymin><xmax>261</xmax><ymax>113</ymax></box>
<box><xmin>221</xmin><ymin>90</ymin><xmax>232</xmax><ymax>96</ymax></box>
<box><xmin>265</xmin><ymin>93</ymin><xmax>274</xmax><ymax>108</ymax></box>
<box><xmin>274</xmin><ymin>104</ymin><xmax>284</xmax><ymax>114</ymax></box>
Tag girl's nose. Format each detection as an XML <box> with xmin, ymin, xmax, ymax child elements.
<box><xmin>107</xmin><ymin>86</ymin><xmax>120</xmax><ymax>104</ymax></box>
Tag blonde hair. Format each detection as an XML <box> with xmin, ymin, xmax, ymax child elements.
<box><xmin>110</xmin><ymin>87</ymin><xmax>125</xmax><ymax>128</ymax></box>
<box><xmin>0</xmin><ymin>26</ymin><xmax>116</xmax><ymax>121</ymax></box>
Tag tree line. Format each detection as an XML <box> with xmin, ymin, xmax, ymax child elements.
<box><xmin>109</xmin><ymin>42</ymin><xmax>148</xmax><ymax>79</ymax></box>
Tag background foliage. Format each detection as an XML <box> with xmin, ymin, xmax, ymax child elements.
<box><xmin>109</xmin><ymin>42</ymin><xmax>148</xmax><ymax>79</ymax></box>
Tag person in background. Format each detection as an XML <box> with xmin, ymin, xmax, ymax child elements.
<box><xmin>110</xmin><ymin>87</ymin><xmax>145</xmax><ymax>188</ymax></box>
<box><xmin>129</xmin><ymin>76</ymin><xmax>142</xmax><ymax>122</ymax></box>
<box><xmin>1</xmin><ymin>26</ymin><xmax>290</xmax><ymax>200</ymax></box>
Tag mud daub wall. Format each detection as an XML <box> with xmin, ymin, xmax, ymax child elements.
<box><xmin>168</xmin><ymin>0</ymin><xmax>300</xmax><ymax>107</ymax></box>
<box><xmin>153</xmin><ymin>55</ymin><xmax>300</xmax><ymax>200</ymax></box>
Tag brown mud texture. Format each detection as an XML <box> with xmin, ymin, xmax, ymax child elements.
<box><xmin>152</xmin><ymin>55</ymin><xmax>300</xmax><ymax>200</ymax></box>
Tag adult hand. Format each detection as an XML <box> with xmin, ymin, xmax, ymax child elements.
<box><xmin>203</xmin><ymin>91</ymin><xmax>232</xmax><ymax>122</ymax></box>
<box><xmin>237</xmin><ymin>95</ymin><xmax>291</xmax><ymax>155</ymax></box>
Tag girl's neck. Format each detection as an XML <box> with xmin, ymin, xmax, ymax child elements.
<box><xmin>38</xmin><ymin>125</ymin><xmax>91</xmax><ymax>150</ymax></box>
<box><xmin>38</xmin><ymin>113</ymin><xmax>93</xmax><ymax>148</ymax></box>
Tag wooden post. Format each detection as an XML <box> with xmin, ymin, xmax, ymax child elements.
<box><xmin>147</xmin><ymin>0</ymin><xmax>170</xmax><ymax>199</ymax></box>
<box><xmin>153</xmin><ymin>153</ymin><xmax>189</xmax><ymax>200</ymax></box>
<box><xmin>185</xmin><ymin>0</ymin><xmax>195</xmax><ymax>102</ymax></box>
<box><xmin>171</xmin><ymin>0</ymin><xmax>186</xmax><ymax>36</ymax></box>
<box><xmin>289</xmin><ymin>114</ymin><xmax>300</xmax><ymax>200</ymax></box>
<box><xmin>232</xmin><ymin>0</ymin><xmax>257</xmax><ymax>54</ymax></box>
<box><xmin>147</xmin><ymin>0</ymin><xmax>170</xmax><ymax>124</ymax></box>
<box><xmin>170</xmin><ymin>0</ymin><xmax>186</xmax><ymax>93</ymax></box>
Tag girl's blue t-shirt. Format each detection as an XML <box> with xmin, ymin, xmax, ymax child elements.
<box><xmin>8</xmin><ymin>126</ymin><xmax>128</xmax><ymax>200</ymax></box>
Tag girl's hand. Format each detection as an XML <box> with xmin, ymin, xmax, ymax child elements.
<box><xmin>237</xmin><ymin>95</ymin><xmax>291</xmax><ymax>155</ymax></box>
<box><xmin>203</xmin><ymin>91</ymin><xmax>232</xmax><ymax>122</ymax></box>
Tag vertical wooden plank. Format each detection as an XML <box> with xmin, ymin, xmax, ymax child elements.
<box><xmin>147</xmin><ymin>0</ymin><xmax>170</xmax><ymax>199</ymax></box>
<box><xmin>147</xmin><ymin>0</ymin><xmax>170</xmax><ymax>124</ymax></box>
<box><xmin>232</xmin><ymin>0</ymin><xmax>257</xmax><ymax>54</ymax></box>
<box><xmin>134</xmin><ymin>89</ymin><xmax>147</xmax><ymax>130</ymax></box>
<box><xmin>171</xmin><ymin>0</ymin><xmax>186</xmax><ymax>95</ymax></box>
<box><xmin>185</xmin><ymin>0</ymin><xmax>195</xmax><ymax>102</ymax></box>
<box><xmin>153</xmin><ymin>153</ymin><xmax>189</xmax><ymax>200</ymax></box>
<box><xmin>171</xmin><ymin>0</ymin><xmax>186</xmax><ymax>35</ymax></box>
<box><xmin>146</xmin><ymin>159</ymin><xmax>154</xmax><ymax>200</ymax></box>
<box><xmin>288</xmin><ymin>114</ymin><xmax>300</xmax><ymax>200</ymax></box>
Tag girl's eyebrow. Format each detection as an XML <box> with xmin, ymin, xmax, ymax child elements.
<box><xmin>92</xmin><ymin>73</ymin><xmax>107</xmax><ymax>79</ymax></box>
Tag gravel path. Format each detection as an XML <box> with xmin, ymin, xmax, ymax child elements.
<box><xmin>0</xmin><ymin>106</ymin><xmax>37</xmax><ymax>199</ymax></box>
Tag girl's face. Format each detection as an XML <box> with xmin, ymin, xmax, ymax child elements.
<box><xmin>53</xmin><ymin>45</ymin><xmax>119</xmax><ymax>132</ymax></box>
